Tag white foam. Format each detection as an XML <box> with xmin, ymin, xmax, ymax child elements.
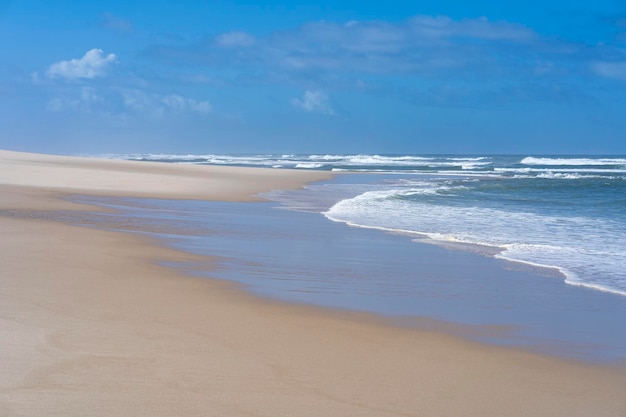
<box><xmin>97</xmin><ymin>154</ymin><xmax>626</xmax><ymax>179</ymax></box>
<box><xmin>521</xmin><ymin>156</ymin><xmax>626</xmax><ymax>166</ymax></box>
<box><xmin>562</xmin><ymin>279</ymin><xmax>626</xmax><ymax>297</ymax></box>
<box><xmin>323</xmin><ymin>184</ymin><xmax>626</xmax><ymax>297</ymax></box>
<box><xmin>99</xmin><ymin>153</ymin><xmax>493</xmax><ymax>171</ymax></box>
<box><xmin>306</xmin><ymin>154</ymin><xmax>491</xmax><ymax>168</ymax></box>
<box><xmin>295</xmin><ymin>163</ymin><xmax>325</xmax><ymax>169</ymax></box>
<box><xmin>495</xmin><ymin>167</ymin><xmax>626</xmax><ymax>176</ymax></box>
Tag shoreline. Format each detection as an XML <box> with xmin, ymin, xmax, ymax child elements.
<box><xmin>66</xmin><ymin>192</ymin><xmax>626</xmax><ymax>363</ymax></box>
<box><xmin>2</xmin><ymin>150</ymin><xmax>626</xmax><ymax>416</ymax></box>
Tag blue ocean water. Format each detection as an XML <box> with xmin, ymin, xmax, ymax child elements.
<box><xmin>104</xmin><ymin>153</ymin><xmax>626</xmax><ymax>298</ymax></box>
<box><xmin>75</xmin><ymin>153</ymin><xmax>626</xmax><ymax>361</ymax></box>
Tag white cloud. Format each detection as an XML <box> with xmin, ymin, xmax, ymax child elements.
<box><xmin>45</xmin><ymin>87</ymin><xmax>104</xmax><ymax>112</ymax></box>
<box><xmin>121</xmin><ymin>89</ymin><xmax>155</xmax><ymax>114</ymax></box>
<box><xmin>43</xmin><ymin>88</ymin><xmax>213</xmax><ymax>117</ymax></box>
<box><xmin>591</xmin><ymin>61</ymin><xmax>626</xmax><ymax>81</ymax></box>
<box><xmin>46</xmin><ymin>48</ymin><xmax>118</xmax><ymax>80</ymax></box>
<box><xmin>161</xmin><ymin>94</ymin><xmax>213</xmax><ymax>114</ymax></box>
<box><xmin>292</xmin><ymin>90</ymin><xmax>335</xmax><ymax>115</ymax></box>
<box><xmin>122</xmin><ymin>90</ymin><xmax>212</xmax><ymax>117</ymax></box>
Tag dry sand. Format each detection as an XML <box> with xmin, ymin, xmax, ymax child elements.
<box><xmin>1</xmin><ymin>149</ymin><xmax>625</xmax><ymax>417</ymax></box>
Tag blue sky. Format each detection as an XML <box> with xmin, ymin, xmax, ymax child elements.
<box><xmin>1</xmin><ymin>0</ymin><xmax>625</xmax><ymax>154</ymax></box>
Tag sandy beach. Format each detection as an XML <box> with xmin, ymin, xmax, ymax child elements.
<box><xmin>2</xmin><ymin>149</ymin><xmax>625</xmax><ymax>417</ymax></box>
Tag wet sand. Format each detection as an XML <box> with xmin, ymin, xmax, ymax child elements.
<box><xmin>2</xmin><ymin>149</ymin><xmax>625</xmax><ymax>417</ymax></box>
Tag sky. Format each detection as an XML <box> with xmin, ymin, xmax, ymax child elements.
<box><xmin>1</xmin><ymin>0</ymin><xmax>625</xmax><ymax>155</ymax></box>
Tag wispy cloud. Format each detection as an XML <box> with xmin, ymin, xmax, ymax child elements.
<box><xmin>144</xmin><ymin>15</ymin><xmax>587</xmax><ymax>108</ymax></box>
<box><xmin>291</xmin><ymin>90</ymin><xmax>335</xmax><ymax>114</ymax></box>
<box><xmin>33</xmin><ymin>14</ymin><xmax>626</xmax><ymax>118</ymax></box>
<box><xmin>215</xmin><ymin>31</ymin><xmax>256</xmax><ymax>48</ymax></box>
<box><xmin>46</xmin><ymin>87</ymin><xmax>104</xmax><ymax>112</ymax></box>
<box><xmin>121</xmin><ymin>89</ymin><xmax>212</xmax><ymax>117</ymax></box>
<box><xmin>141</xmin><ymin>13</ymin><xmax>626</xmax><ymax>109</ymax></box>
<box><xmin>161</xmin><ymin>94</ymin><xmax>213</xmax><ymax>114</ymax></box>
<box><xmin>148</xmin><ymin>16</ymin><xmax>538</xmax><ymax>77</ymax></box>
<box><xmin>46</xmin><ymin>48</ymin><xmax>118</xmax><ymax>80</ymax></box>
<box><xmin>44</xmin><ymin>84</ymin><xmax>212</xmax><ymax>120</ymax></box>
<box><xmin>34</xmin><ymin>46</ymin><xmax>214</xmax><ymax>119</ymax></box>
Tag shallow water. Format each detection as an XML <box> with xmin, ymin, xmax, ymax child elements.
<box><xmin>74</xmin><ymin>189</ymin><xmax>626</xmax><ymax>363</ymax></box>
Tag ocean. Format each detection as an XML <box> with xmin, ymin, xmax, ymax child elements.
<box><xmin>103</xmin><ymin>153</ymin><xmax>626</xmax><ymax>298</ymax></box>
<box><xmin>86</xmin><ymin>153</ymin><xmax>626</xmax><ymax>361</ymax></box>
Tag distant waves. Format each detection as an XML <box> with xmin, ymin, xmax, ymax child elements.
<box><xmin>99</xmin><ymin>153</ymin><xmax>626</xmax><ymax>177</ymax></box>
